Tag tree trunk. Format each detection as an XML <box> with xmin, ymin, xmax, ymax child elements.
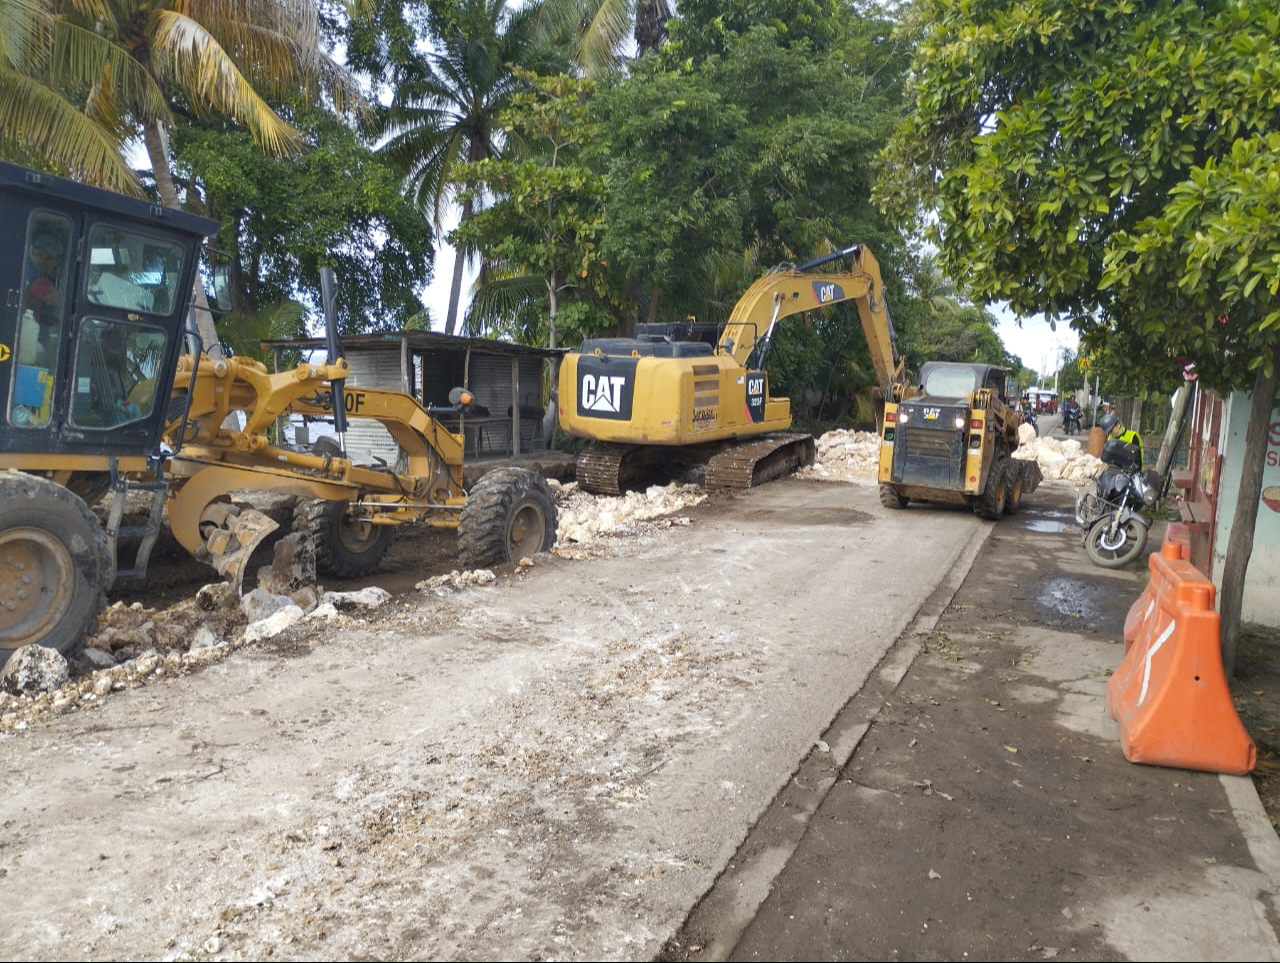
<box><xmin>1219</xmin><ymin>345</ymin><xmax>1280</xmax><ymax>677</ymax></box>
<box><xmin>143</xmin><ymin>120</ymin><xmax>221</xmax><ymax>355</ymax></box>
<box><xmin>645</xmin><ymin>286</ymin><xmax>661</xmax><ymax>325</ymax></box>
<box><xmin>547</xmin><ymin>270</ymin><xmax>559</xmax><ymax>351</ymax></box>
<box><xmin>444</xmin><ymin>195</ymin><xmax>477</xmax><ymax>336</ymax></box>
<box><xmin>443</xmin><ymin>245</ymin><xmax>467</xmax><ymax>336</ymax></box>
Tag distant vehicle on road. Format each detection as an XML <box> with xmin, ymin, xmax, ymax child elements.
<box><xmin>1024</xmin><ymin>387</ymin><xmax>1059</xmax><ymax>414</ymax></box>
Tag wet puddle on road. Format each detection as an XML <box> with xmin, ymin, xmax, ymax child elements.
<box><xmin>1037</xmin><ymin>575</ymin><xmax>1107</xmax><ymax>623</ymax></box>
<box><xmin>1024</xmin><ymin>518</ymin><xmax>1072</xmax><ymax>534</ymax></box>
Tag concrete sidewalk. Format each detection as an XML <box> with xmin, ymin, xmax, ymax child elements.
<box><xmin>663</xmin><ymin>483</ymin><xmax>1280</xmax><ymax>962</ymax></box>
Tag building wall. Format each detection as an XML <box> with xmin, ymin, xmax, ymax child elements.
<box><xmin>342</xmin><ymin>350</ymin><xmax>403</xmax><ymax>464</ymax></box>
<box><xmin>1210</xmin><ymin>392</ymin><xmax>1280</xmax><ymax>626</ymax></box>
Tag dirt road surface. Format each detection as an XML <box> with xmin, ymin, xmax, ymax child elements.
<box><xmin>0</xmin><ymin>478</ymin><xmax>988</xmax><ymax>961</ymax></box>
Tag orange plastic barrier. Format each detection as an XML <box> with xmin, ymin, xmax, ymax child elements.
<box><xmin>1122</xmin><ymin>525</ymin><xmax>1191</xmax><ymax>652</ymax></box>
<box><xmin>1106</xmin><ymin>537</ymin><xmax>1256</xmax><ymax>775</ymax></box>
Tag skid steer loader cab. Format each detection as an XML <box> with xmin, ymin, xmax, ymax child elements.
<box><xmin>878</xmin><ymin>360</ymin><xmax>1040</xmax><ymax>519</ymax></box>
<box><xmin>0</xmin><ymin>161</ymin><xmax>217</xmax><ymax>464</ymax></box>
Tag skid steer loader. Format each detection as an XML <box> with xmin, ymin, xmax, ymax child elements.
<box><xmin>0</xmin><ymin>161</ymin><xmax>556</xmax><ymax>661</ymax></box>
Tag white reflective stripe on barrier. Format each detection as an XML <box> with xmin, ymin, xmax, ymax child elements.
<box><xmin>1138</xmin><ymin>620</ymin><xmax>1178</xmax><ymax>708</ymax></box>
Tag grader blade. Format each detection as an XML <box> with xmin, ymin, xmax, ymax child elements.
<box><xmin>205</xmin><ymin>508</ymin><xmax>279</xmax><ymax>595</ymax></box>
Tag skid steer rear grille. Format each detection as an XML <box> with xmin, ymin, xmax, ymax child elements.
<box><xmin>902</xmin><ymin>427</ymin><xmax>955</xmax><ymax>458</ymax></box>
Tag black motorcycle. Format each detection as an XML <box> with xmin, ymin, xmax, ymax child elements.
<box><xmin>1075</xmin><ymin>440</ymin><xmax>1162</xmax><ymax>568</ymax></box>
<box><xmin>1062</xmin><ymin>406</ymin><xmax>1082</xmax><ymax>435</ymax></box>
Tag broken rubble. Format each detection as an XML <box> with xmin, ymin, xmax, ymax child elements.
<box><xmin>417</xmin><ymin>569</ymin><xmax>498</xmax><ymax>592</ymax></box>
<box><xmin>1014</xmin><ymin>434</ymin><xmax>1102</xmax><ymax>483</ymax></box>
<box><xmin>554</xmin><ymin>482</ymin><xmax>707</xmax><ymax>545</ymax></box>
<box><xmin>322</xmin><ymin>587</ymin><xmax>392</xmax><ymax>610</ymax></box>
<box><xmin>241</xmin><ymin>605</ymin><xmax>305</xmax><ymax>644</ymax></box>
<box><xmin>240</xmin><ymin>588</ymin><xmax>300</xmax><ymax>623</ymax></box>
<box><xmin>798</xmin><ymin>429</ymin><xmax>882</xmax><ymax>483</ymax></box>
<box><xmin>1</xmin><ymin>645</ymin><xmax>70</xmax><ymax>695</ymax></box>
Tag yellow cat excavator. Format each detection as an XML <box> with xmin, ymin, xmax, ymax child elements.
<box><xmin>558</xmin><ymin>244</ymin><xmax>905</xmax><ymax>493</ymax></box>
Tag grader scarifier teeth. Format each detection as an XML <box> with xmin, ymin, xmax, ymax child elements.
<box><xmin>204</xmin><ymin>507</ymin><xmax>279</xmax><ymax>595</ymax></box>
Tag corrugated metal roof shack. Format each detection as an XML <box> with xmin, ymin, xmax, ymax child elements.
<box><xmin>259</xmin><ymin>331</ymin><xmax>565</xmax><ymax>466</ymax></box>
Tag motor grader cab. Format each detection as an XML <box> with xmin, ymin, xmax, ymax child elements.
<box><xmin>877</xmin><ymin>361</ymin><xmax>1041</xmax><ymax>519</ymax></box>
<box><xmin>558</xmin><ymin>244</ymin><xmax>906</xmax><ymax>493</ymax></box>
<box><xmin>0</xmin><ymin>162</ymin><xmax>556</xmax><ymax>662</ymax></box>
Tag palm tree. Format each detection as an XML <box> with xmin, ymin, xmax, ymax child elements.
<box><xmin>537</xmin><ymin>0</ymin><xmax>671</xmax><ymax>76</ymax></box>
<box><xmin>0</xmin><ymin>0</ymin><xmax>143</xmax><ymax>192</ymax></box>
<box><xmin>11</xmin><ymin>0</ymin><xmax>359</xmax><ymax>346</ymax></box>
<box><xmin>378</xmin><ymin>0</ymin><xmax>552</xmax><ymax>336</ymax></box>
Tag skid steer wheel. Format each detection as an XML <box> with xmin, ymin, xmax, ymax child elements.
<box><xmin>458</xmin><ymin>469</ymin><xmax>558</xmax><ymax>570</ymax></box>
<box><xmin>295</xmin><ymin>499</ymin><xmax>395</xmax><ymax>579</ymax></box>
<box><xmin>1004</xmin><ymin>462</ymin><xmax>1025</xmax><ymax>515</ymax></box>
<box><xmin>974</xmin><ymin>453</ymin><xmax>1008</xmax><ymax>520</ymax></box>
<box><xmin>879</xmin><ymin>483</ymin><xmax>908</xmax><ymax>510</ymax></box>
<box><xmin>0</xmin><ymin>472</ymin><xmax>110</xmax><ymax>662</ymax></box>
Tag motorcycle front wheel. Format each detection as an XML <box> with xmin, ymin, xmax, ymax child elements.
<box><xmin>1084</xmin><ymin>516</ymin><xmax>1149</xmax><ymax>568</ymax></box>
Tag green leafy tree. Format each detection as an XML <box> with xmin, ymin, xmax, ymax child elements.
<box><xmin>452</xmin><ymin>73</ymin><xmax>617</xmax><ymax>349</ymax></box>
<box><xmin>172</xmin><ymin>108</ymin><xmax>434</xmax><ymax>335</ymax></box>
<box><xmin>665</xmin><ymin>0</ymin><xmax>844</xmax><ymax>63</ymax></box>
<box><xmin>590</xmin><ymin>11</ymin><xmax>912</xmax><ymax>331</ymax></box>
<box><xmin>589</xmin><ymin>57</ymin><xmax>747</xmax><ymax>327</ymax></box>
<box><xmin>883</xmin><ymin>0</ymin><xmax>1280</xmax><ymax>670</ymax></box>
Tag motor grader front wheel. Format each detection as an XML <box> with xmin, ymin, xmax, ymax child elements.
<box><xmin>0</xmin><ymin>472</ymin><xmax>111</xmax><ymax>662</ymax></box>
<box><xmin>458</xmin><ymin>469</ymin><xmax>557</xmax><ymax>570</ymax></box>
<box><xmin>295</xmin><ymin>499</ymin><xmax>395</xmax><ymax>579</ymax></box>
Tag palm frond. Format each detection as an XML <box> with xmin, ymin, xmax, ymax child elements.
<box><xmin>0</xmin><ymin>64</ymin><xmax>140</xmax><ymax>193</ymax></box>
<box><xmin>577</xmin><ymin>0</ymin><xmax>631</xmax><ymax>75</ymax></box>
<box><xmin>183</xmin><ymin>0</ymin><xmax>319</xmax><ymax>49</ymax></box>
<box><xmin>463</xmin><ymin>271</ymin><xmax>544</xmax><ymax>337</ymax></box>
<box><xmin>50</xmin><ymin>19</ymin><xmax>171</xmax><ymax>122</ymax></box>
<box><xmin>150</xmin><ymin>8</ymin><xmax>300</xmax><ymax>155</ymax></box>
<box><xmin>60</xmin><ymin>0</ymin><xmax>114</xmax><ymax>23</ymax></box>
<box><xmin>0</xmin><ymin>0</ymin><xmax>53</xmax><ymax>72</ymax></box>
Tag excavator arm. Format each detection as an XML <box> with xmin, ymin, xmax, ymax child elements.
<box><xmin>715</xmin><ymin>244</ymin><xmax>904</xmax><ymax>388</ymax></box>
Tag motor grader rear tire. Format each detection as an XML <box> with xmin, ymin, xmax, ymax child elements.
<box><xmin>295</xmin><ymin>499</ymin><xmax>395</xmax><ymax>579</ymax></box>
<box><xmin>458</xmin><ymin>469</ymin><xmax>557</xmax><ymax>570</ymax></box>
<box><xmin>0</xmin><ymin>472</ymin><xmax>110</xmax><ymax>662</ymax></box>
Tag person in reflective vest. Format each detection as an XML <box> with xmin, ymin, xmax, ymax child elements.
<box><xmin>1099</xmin><ymin>413</ymin><xmax>1143</xmax><ymax>466</ymax></box>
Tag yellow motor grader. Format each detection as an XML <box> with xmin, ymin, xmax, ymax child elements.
<box><xmin>0</xmin><ymin>161</ymin><xmax>556</xmax><ymax>660</ymax></box>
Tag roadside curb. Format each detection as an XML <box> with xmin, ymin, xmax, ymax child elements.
<box><xmin>661</xmin><ymin>519</ymin><xmax>995</xmax><ymax>961</ymax></box>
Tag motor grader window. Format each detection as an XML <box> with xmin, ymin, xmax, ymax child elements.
<box><xmin>69</xmin><ymin>318</ymin><xmax>168</xmax><ymax>428</ymax></box>
<box><xmin>923</xmin><ymin>367</ymin><xmax>977</xmax><ymax>399</ymax></box>
<box><xmin>85</xmin><ymin>224</ymin><xmax>185</xmax><ymax>316</ymax></box>
<box><xmin>10</xmin><ymin>211</ymin><xmax>72</xmax><ymax>429</ymax></box>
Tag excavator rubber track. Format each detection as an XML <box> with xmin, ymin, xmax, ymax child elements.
<box><xmin>576</xmin><ymin>443</ymin><xmax>644</xmax><ymax>496</ymax></box>
<box><xmin>703</xmin><ymin>433</ymin><xmax>816</xmax><ymax>492</ymax></box>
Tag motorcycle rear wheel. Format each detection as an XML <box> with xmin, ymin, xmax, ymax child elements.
<box><xmin>1084</xmin><ymin>516</ymin><xmax>1148</xmax><ymax>568</ymax></box>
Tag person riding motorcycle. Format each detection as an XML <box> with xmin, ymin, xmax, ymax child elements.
<box><xmin>1062</xmin><ymin>398</ymin><xmax>1082</xmax><ymax>434</ymax></box>
<box><xmin>1100</xmin><ymin>413</ymin><xmax>1143</xmax><ymax>466</ymax></box>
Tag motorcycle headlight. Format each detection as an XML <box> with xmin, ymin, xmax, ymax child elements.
<box><xmin>1136</xmin><ymin>469</ymin><xmax>1162</xmax><ymax>506</ymax></box>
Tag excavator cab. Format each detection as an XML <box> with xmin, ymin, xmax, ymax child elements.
<box><xmin>0</xmin><ymin>161</ymin><xmax>217</xmax><ymax>466</ymax></box>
